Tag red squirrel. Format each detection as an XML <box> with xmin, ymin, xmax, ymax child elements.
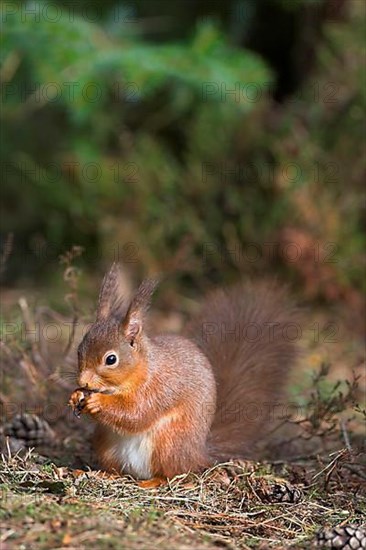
<box><xmin>69</xmin><ymin>264</ymin><xmax>299</xmax><ymax>483</ymax></box>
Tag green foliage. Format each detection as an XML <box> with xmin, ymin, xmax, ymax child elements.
<box><xmin>3</xmin><ymin>6</ymin><xmax>269</xmax><ymax>120</ymax></box>
<box><xmin>2</xmin><ymin>1</ymin><xmax>274</xmax><ymax>281</ymax></box>
<box><xmin>1</xmin><ymin>0</ymin><xmax>364</xmax><ymax>300</ymax></box>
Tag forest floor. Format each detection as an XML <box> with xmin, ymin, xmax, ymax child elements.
<box><xmin>1</xmin><ymin>449</ymin><xmax>365</xmax><ymax>550</ymax></box>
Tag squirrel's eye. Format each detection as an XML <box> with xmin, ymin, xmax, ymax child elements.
<box><xmin>104</xmin><ymin>353</ymin><xmax>118</xmax><ymax>367</ymax></box>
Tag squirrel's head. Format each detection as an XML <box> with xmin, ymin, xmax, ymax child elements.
<box><xmin>77</xmin><ymin>264</ymin><xmax>158</xmax><ymax>394</ymax></box>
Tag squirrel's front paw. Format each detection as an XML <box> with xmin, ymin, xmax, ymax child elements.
<box><xmin>83</xmin><ymin>392</ymin><xmax>106</xmax><ymax>415</ymax></box>
<box><xmin>69</xmin><ymin>389</ymin><xmax>89</xmax><ymax>417</ymax></box>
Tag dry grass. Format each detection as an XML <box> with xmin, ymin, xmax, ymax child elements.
<box><xmin>1</xmin><ymin>443</ymin><xmax>365</xmax><ymax>549</ymax></box>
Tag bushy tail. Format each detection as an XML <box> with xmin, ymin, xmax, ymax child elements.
<box><xmin>187</xmin><ymin>281</ymin><xmax>300</xmax><ymax>460</ymax></box>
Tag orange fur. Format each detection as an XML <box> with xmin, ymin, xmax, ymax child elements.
<box><xmin>70</xmin><ymin>266</ymin><xmax>299</xmax><ymax>480</ymax></box>
<box><xmin>138</xmin><ymin>477</ymin><xmax>166</xmax><ymax>489</ymax></box>
<box><xmin>151</xmin><ymin>410</ymin><xmax>210</xmax><ymax>477</ymax></box>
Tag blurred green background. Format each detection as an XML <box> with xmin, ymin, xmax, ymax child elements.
<box><xmin>1</xmin><ymin>0</ymin><xmax>365</xmax><ymax>309</ymax></box>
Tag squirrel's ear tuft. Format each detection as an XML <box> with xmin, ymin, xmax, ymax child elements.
<box><xmin>97</xmin><ymin>263</ymin><xmax>128</xmax><ymax>321</ymax></box>
<box><xmin>122</xmin><ymin>278</ymin><xmax>159</xmax><ymax>344</ymax></box>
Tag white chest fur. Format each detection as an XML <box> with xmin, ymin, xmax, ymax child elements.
<box><xmin>103</xmin><ymin>428</ymin><xmax>153</xmax><ymax>479</ymax></box>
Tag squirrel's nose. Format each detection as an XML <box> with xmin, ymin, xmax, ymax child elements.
<box><xmin>78</xmin><ymin>370</ymin><xmax>97</xmax><ymax>389</ymax></box>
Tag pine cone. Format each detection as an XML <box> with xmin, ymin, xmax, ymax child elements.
<box><xmin>268</xmin><ymin>482</ymin><xmax>303</xmax><ymax>503</ymax></box>
<box><xmin>3</xmin><ymin>413</ymin><xmax>55</xmax><ymax>447</ymax></box>
<box><xmin>316</xmin><ymin>525</ymin><xmax>366</xmax><ymax>549</ymax></box>
<box><xmin>256</xmin><ymin>479</ymin><xmax>303</xmax><ymax>504</ymax></box>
